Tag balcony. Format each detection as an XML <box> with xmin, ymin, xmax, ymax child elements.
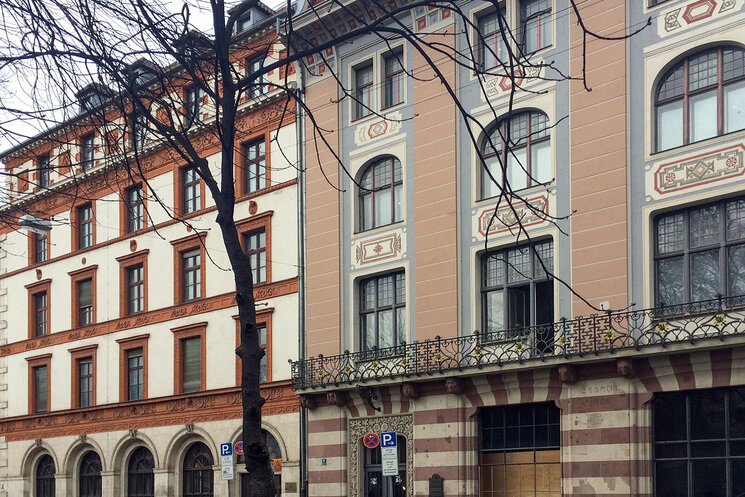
<box><xmin>291</xmin><ymin>295</ymin><xmax>745</xmax><ymax>390</ymax></box>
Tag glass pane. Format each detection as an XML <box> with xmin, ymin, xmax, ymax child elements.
<box><xmin>692</xmin><ymin>460</ymin><xmax>726</xmax><ymax>497</ymax></box>
<box><xmin>361</xmin><ymin>280</ymin><xmax>375</xmax><ymax>310</ymax></box>
<box><xmin>79</xmin><ymin>279</ymin><xmax>92</xmax><ymax>307</ymax></box>
<box><xmin>364</xmin><ymin>315</ymin><xmax>376</xmax><ymax>350</ymax></box>
<box><xmin>506</xmin><ymin>148</ymin><xmax>527</xmax><ymax>190</ymax></box>
<box><xmin>690</xmin><ymin>250</ymin><xmax>719</xmax><ymax>301</ymax></box>
<box><xmin>654</xmin><ymin>393</ymin><xmax>687</xmax><ymax>441</ymax></box>
<box><xmin>732</xmin><ymin>459</ymin><xmax>745</xmax><ymax>497</ymax></box>
<box><xmin>657</xmin><ymin>100</ymin><xmax>684</xmax><ymax>151</ymax></box>
<box><xmin>657</xmin><ymin>213</ymin><xmax>684</xmax><ymax>254</ymax></box>
<box><xmin>689</xmin><ymin>50</ymin><xmax>718</xmax><ymax>91</ymax></box>
<box><xmin>690</xmin><ymin>90</ymin><xmax>718</xmax><ymax>142</ymax></box>
<box><xmin>655</xmin><ymin>461</ymin><xmax>687</xmax><ymax>497</ymax></box>
<box><xmin>729</xmin><ymin>246</ymin><xmax>745</xmax><ymax>296</ymax></box>
<box><xmin>725</xmin><ymin>80</ymin><xmax>745</xmax><ymax>133</ymax></box>
<box><xmin>378</xmin><ymin>276</ymin><xmax>393</xmax><ymax>306</ymax></box>
<box><xmin>35</xmin><ymin>366</ymin><xmax>47</xmax><ymax>412</ymax></box>
<box><xmin>730</xmin><ymin>387</ymin><xmax>745</xmax><ymax>438</ymax></box>
<box><xmin>656</xmin><ymin>257</ymin><xmax>684</xmax><ymax>306</ymax></box>
<box><xmin>658</xmin><ymin>64</ymin><xmax>684</xmax><ymax>101</ymax></box>
<box><xmin>483</xmin><ymin>254</ymin><xmax>504</xmax><ymax>287</ymax></box>
<box><xmin>393</xmin><ymin>184</ymin><xmax>403</xmax><ymax>223</ymax></box>
<box><xmin>690</xmin><ymin>204</ymin><xmax>720</xmax><ymax>247</ymax></box>
<box><xmin>361</xmin><ymin>194</ymin><xmax>373</xmax><ymax>231</ymax></box>
<box><xmin>375</xmin><ymin>188</ymin><xmax>392</xmax><ymax>227</ymax></box>
<box><xmin>727</xmin><ymin>199</ymin><xmax>745</xmax><ymax>240</ymax></box>
<box><xmin>690</xmin><ymin>389</ymin><xmax>725</xmax><ymax>440</ymax></box>
<box><xmin>395</xmin><ymin>274</ymin><xmax>406</xmax><ymax>304</ymax></box>
<box><xmin>396</xmin><ymin>307</ymin><xmax>406</xmax><ymax>345</ymax></box>
<box><xmin>485</xmin><ymin>291</ymin><xmax>504</xmax><ymax>334</ymax></box>
<box><xmin>378</xmin><ymin>310</ymin><xmax>394</xmax><ymax>349</ymax></box>
<box><xmin>182</xmin><ymin>338</ymin><xmax>201</xmax><ymax>393</ymax></box>
<box><xmin>531</xmin><ymin>140</ymin><xmax>551</xmax><ymax>184</ymax></box>
<box><xmin>482</xmin><ymin>156</ymin><xmax>501</xmax><ymax>199</ymax></box>
<box><xmin>507</xmin><ymin>247</ymin><xmax>530</xmax><ymax>283</ymax></box>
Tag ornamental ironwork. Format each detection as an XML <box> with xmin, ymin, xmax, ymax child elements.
<box><xmin>291</xmin><ymin>295</ymin><xmax>745</xmax><ymax>389</ymax></box>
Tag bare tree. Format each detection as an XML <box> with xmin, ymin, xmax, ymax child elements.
<box><xmin>0</xmin><ymin>0</ymin><xmax>648</xmax><ymax>495</ymax></box>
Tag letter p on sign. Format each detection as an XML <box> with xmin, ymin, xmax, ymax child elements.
<box><xmin>381</xmin><ymin>431</ymin><xmax>397</xmax><ymax>448</ymax></box>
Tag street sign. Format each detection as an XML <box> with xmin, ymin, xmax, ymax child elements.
<box><xmin>272</xmin><ymin>458</ymin><xmax>283</xmax><ymax>474</ymax></box>
<box><xmin>380</xmin><ymin>431</ymin><xmax>398</xmax><ymax>476</ymax></box>
<box><xmin>220</xmin><ymin>443</ymin><xmax>234</xmax><ymax>480</ymax></box>
<box><xmin>363</xmin><ymin>433</ymin><xmax>380</xmax><ymax>448</ymax></box>
<box><xmin>234</xmin><ymin>441</ymin><xmax>244</xmax><ymax>455</ymax></box>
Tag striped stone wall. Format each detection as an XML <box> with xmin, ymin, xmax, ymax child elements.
<box><xmin>305</xmin><ymin>346</ymin><xmax>745</xmax><ymax>497</ymax></box>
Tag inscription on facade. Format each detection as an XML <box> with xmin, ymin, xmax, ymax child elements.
<box><xmin>652</xmin><ymin>143</ymin><xmax>745</xmax><ymax>196</ymax></box>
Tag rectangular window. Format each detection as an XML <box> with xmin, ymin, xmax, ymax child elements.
<box><xmin>244</xmin><ymin>229</ymin><xmax>267</xmax><ymax>284</ymax></box>
<box><xmin>182</xmin><ymin>337</ymin><xmax>202</xmax><ymax>394</ymax></box>
<box><xmin>182</xmin><ymin>249</ymin><xmax>201</xmax><ymax>302</ymax></box>
<box><xmin>481</xmin><ymin>240</ymin><xmax>554</xmax><ymax>350</ymax></box>
<box><xmin>653</xmin><ymin>387</ymin><xmax>745</xmax><ymax>497</ymax></box>
<box><xmin>258</xmin><ymin>324</ymin><xmax>267</xmax><ymax>383</ymax></box>
<box><xmin>127</xmin><ymin>264</ymin><xmax>144</xmax><ymax>315</ymax></box>
<box><xmin>34</xmin><ymin>291</ymin><xmax>48</xmax><ymax>337</ymax></box>
<box><xmin>243</xmin><ymin>139</ymin><xmax>266</xmax><ymax>194</ymax></box>
<box><xmin>354</xmin><ymin>62</ymin><xmax>374</xmax><ymax>120</ymax></box>
<box><xmin>33</xmin><ymin>365</ymin><xmax>48</xmax><ymax>413</ymax></box>
<box><xmin>78</xmin><ymin>358</ymin><xmax>93</xmax><ymax>408</ymax></box>
<box><xmin>38</xmin><ymin>154</ymin><xmax>50</xmax><ymax>188</ymax></box>
<box><xmin>184</xmin><ymin>85</ymin><xmax>204</xmax><ymax>121</ymax></box>
<box><xmin>182</xmin><ymin>166</ymin><xmax>201</xmax><ymax>215</ymax></box>
<box><xmin>81</xmin><ymin>133</ymin><xmax>95</xmax><ymax>170</ymax></box>
<box><xmin>655</xmin><ymin>197</ymin><xmax>745</xmax><ymax>307</ymax></box>
<box><xmin>77</xmin><ymin>279</ymin><xmax>93</xmax><ymax>326</ymax></box>
<box><xmin>132</xmin><ymin>113</ymin><xmax>148</xmax><ymax>149</ymax></box>
<box><xmin>127</xmin><ymin>348</ymin><xmax>144</xmax><ymax>401</ymax></box>
<box><xmin>247</xmin><ymin>55</ymin><xmax>267</xmax><ymax>98</ymax></box>
<box><xmin>520</xmin><ymin>0</ymin><xmax>552</xmax><ymax>53</ymax></box>
<box><xmin>34</xmin><ymin>232</ymin><xmax>48</xmax><ymax>264</ymax></box>
<box><xmin>478</xmin><ymin>8</ymin><xmax>505</xmax><ymax>71</ymax></box>
<box><xmin>126</xmin><ymin>185</ymin><xmax>144</xmax><ymax>233</ymax></box>
<box><xmin>383</xmin><ymin>49</ymin><xmax>405</xmax><ymax>109</ymax></box>
<box><xmin>360</xmin><ymin>272</ymin><xmax>406</xmax><ymax>355</ymax></box>
<box><xmin>480</xmin><ymin>402</ymin><xmax>561</xmax><ymax>497</ymax></box>
<box><xmin>78</xmin><ymin>204</ymin><xmax>93</xmax><ymax>249</ymax></box>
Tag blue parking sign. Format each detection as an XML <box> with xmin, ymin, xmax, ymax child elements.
<box><xmin>381</xmin><ymin>431</ymin><xmax>397</xmax><ymax>448</ymax></box>
<box><xmin>220</xmin><ymin>443</ymin><xmax>233</xmax><ymax>456</ymax></box>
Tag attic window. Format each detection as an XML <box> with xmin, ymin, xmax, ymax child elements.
<box><xmin>236</xmin><ymin>11</ymin><xmax>252</xmax><ymax>33</ymax></box>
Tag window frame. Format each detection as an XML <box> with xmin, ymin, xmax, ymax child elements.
<box><xmin>117</xmin><ymin>334</ymin><xmax>149</xmax><ymax>402</ymax></box>
<box><xmin>357</xmin><ymin>156</ymin><xmax>404</xmax><ymax>233</ymax></box>
<box><xmin>182</xmin><ymin>442</ymin><xmax>214</xmax><ymax>497</ymax></box>
<box><xmin>359</xmin><ymin>271</ymin><xmax>407</xmax><ymax>356</ymax></box>
<box><xmin>177</xmin><ymin>165</ymin><xmax>203</xmax><ymax>216</ymax></box>
<box><xmin>353</xmin><ymin>60</ymin><xmax>375</xmax><ymax>121</ymax></box>
<box><xmin>234</xmin><ymin>308</ymin><xmax>273</xmax><ymax>385</ymax></box>
<box><xmin>476</xmin><ymin>6</ymin><xmax>506</xmax><ymax>72</ymax></box>
<box><xmin>382</xmin><ymin>47</ymin><xmax>405</xmax><ymax>110</ymax></box>
<box><xmin>117</xmin><ymin>250</ymin><xmax>149</xmax><ymax>317</ymax></box>
<box><xmin>38</xmin><ymin>153</ymin><xmax>51</xmax><ymax>188</ymax></box>
<box><xmin>246</xmin><ymin>53</ymin><xmax>268</xmax><ymax>99</ymax></box>
<box><xmin>519</xmin><ymin>0</ymin><xmax>552</xmax><ymax>54</ymax></box>
<box><xmin>35</xmin><ymin>454</ymin><xmax>56</xmax><ymax>497</ymax></box>
<box><xmin>131</xmin><ymin>113</ymin><xmax>148</xmax><ymax>150</ymax></box>
<box><xmin>653</xmin><ymin>196</ymin><xmax>745</xmax><ymax>306</ymax></box>
<box><xmin>69</xmin><ymin>344</ymin><xmax>97</xmax><ymax>409</ymax></box>
<box><xmin>26</xmin><ymin>354</ymin><xmax>51</xmax><ymax>414</ymax></box>
<box><xmin>80</xmin><ymin>133</ymin><xmax>95</xmax><ymax>171</ymax></box>
<box><xmin>127</xmin><ymin>446</ymin><xmax>155</xmax><ymax>497</ymax></box>
<box><xmin>26</xmin><ymin>279</ymin><xmax>51</xmax><ymax>339</ymax></box>
<box><xmin>172</xmin><ymin>323</ymin><xmax>207</xmax><ymax>394</ymax></box>
<box><xmin>241</xmin><ymin>137</ymin><xmax>268</xmax><ymax>195</ymax></box>
<box><xmin>70</xmin><ymin>265</ymin><xmax>97</xmax><ymax>329</ymax></box>
<box><xmin>184</xmin><ymin>84</ymin><xmax>205</xmax><ymax>122</ymax></box>
<box><xmin>29</xmin><ymin>230</ymin><xmax>50</xmax><ymax>265</ymax></box>
<box><xmin>79</xmin><ymin>451</ymin><xmax>102</xmax><ymax>497</ymax></box>
<box><xmin>480</xmin><ymin>239</ymin><xmax>555</xmax><ymax>340</ymax></box>
<box><xmin>236</xmin><ymin>211</ymin><xmax>273</xmax><ymax>284</ymax></box>
<box><xmin>243</xmin><ymin>229</ymin><xmax>267</xmax><ymax>285</ymax></box>
<box><xmin>74</xmin><ymin>203</ymin><xmax>95</xmax><ymax>250</ymax></box>
<box><xmin>654</xmin><ymin>46</ymin><xmax>745</xmax><ymax>152</ymax></box>
<box><xmin>481</xmin><ymin>110</ymin><xmax>552</xmax><ymax>199</ymax></box>
<box><xmin>171</xmin><ymin>233</ymin><xmax>207</xmax><ymax>305</ymax></box>
<box><xmin>123</xmin><ymin>183</ymin><xmax>146</xmax><ymax>234</ymax></box>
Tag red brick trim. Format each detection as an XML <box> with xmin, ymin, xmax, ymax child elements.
<box><xmin>69</xmin><ymin>266</ymin><xmax>98</xmax><ymax>329</ymax></box>
<box><xmin>117</xmin><ymin>250</ymin><xmax>149</xmax><ymax>317</ymax></box>
<box><xmin>26</xmin><ymin>279</ymin><xmax>51</xmax><ymax>339</ymax></box>
<box><xmin>234</xmin><ymin>308</ymin><xmax>274</xmax><ymax>385</ymax></box>
<box><xmin>117</xmin><ymin>334</ymin><xmax>149</xmax><ymax>402</ymax></box>
<box><xmin>69</xmin><ymin>344</ymin><xmax>98</xmax><ymax>408</ymax></box>
<box><xmin>172</xmin><ymin>322</ymin><xmax>207</xmax><ymax>394</ymax></box>
<box><xmin>170</xmin><ymin>232</ymin><xmax>207</xmax><ymax>305</ymax></box>
<box><xmin>26</xmin><ymin>353</ymin><xmax>52</xmax><ymax>414</ymax></box>
<box><xmin>236</xmin><ymin>210</ymin><xmax>273</xmax><ymax>284</ymax></box>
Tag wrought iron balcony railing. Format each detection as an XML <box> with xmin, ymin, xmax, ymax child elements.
<box><xmin>291</xmin><ymin>295</ymin><xmax>745</xmax><ymax>390</ymax></box>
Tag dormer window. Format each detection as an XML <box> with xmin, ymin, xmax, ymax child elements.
<box><xmin>236</xmin><ymin>11</ymin><xmax>252</xmax><ymax>33</ymax></box>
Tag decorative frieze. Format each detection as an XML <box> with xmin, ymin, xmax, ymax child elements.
<box><xmin>657</xmin><ymin>0</ymin><xmax>741</xmax><ymax>37</ymax></box>
<box><xmin>651</xmin><ymin>143</ymin><xmax>745</xmax><ymax>196</ymax></box>
<box><xmin>354</xmin><ymin>111</ymin><xmax>403</xmax><ymax>146</ymax></box>
<box><xmin>473</xmin><ymin>195</ymin><xmax>548</xmax><ymax>240</ymax></box>
<box><xmin>352</xmin><ymin>228</ymin><xmax>406</xmax><ymax>269</ymax></box>
<box><xmin>483</xmin><ymin>65</ymin><xmax>543</xmax><ymax>99</ymax></box>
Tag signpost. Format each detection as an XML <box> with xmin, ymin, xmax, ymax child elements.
<box><xmin>220</xmin><ymin>443</ymin><xmax>234</xmax><ymax>481</ymax></box>
<box><xmin>363</xmin><ymin>433</ymin><xmax>380</xmax><ymax>449</ymax></box>
<box><xmin>234</xmin><ymin>441</ymin><xmax>244</xmax><ymax>455</ymax></box>
<box><xmin>380</xmin><ymin>432</ymin><xmax>398</xmax><ymax>476</ymax></box>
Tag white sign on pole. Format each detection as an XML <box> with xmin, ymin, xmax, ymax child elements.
<box><xmin>220</xmin><ymin>443</ymin><xmax>234</xmax><ymax>480</ymax></box>
<box><xmin>380</xmin><ymin>431</ymin><xmax>398</xmax><ymax>476</ymax></box>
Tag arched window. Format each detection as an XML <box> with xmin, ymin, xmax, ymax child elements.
<box><xmin>183</xmin><ymin>442</ymin><xmax>213</xmax><ymax>497</ymax></box>
<box><xmin>481</xmin><ymin>111</ymin><xmax>551</xmax><ymax>199</ymax></box>
<box><xmin>358</xmin><ymin>157</ymin><xmax>403</xmax><ymax>232</ymax></box>
<box><xmin>79</xmin><ymin>451</ymin><xmax>102</xmax><ymax>497</ymax></box>
<box><xmin>127</xmin><ymin>446</ymin><xmax>154</xmax><ymax>497</ymax></box>
<box><xmin>238</xmin><ymin>430</ymin><xmax>282</xmax><ymax>497</ymax></box>
<box><xmin>656</xmin><ymin>46</ymin><xmax>745</xmax><ymax>152</ymax></box>
<box><xmin>36</xmin><ymin>454</ymin><xmax>56</xmax><ymax>497</ymax></box>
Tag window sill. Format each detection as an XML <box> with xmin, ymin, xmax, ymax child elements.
<box><xmin>475</xmin><ymin>182</ymin><xmax>554</xmax><ymax>207</ymax></box>
<box><xmin>353</xmin><ymin>220</ymin><xmax>405</xmax><ymax>238</ymax></box>
<box><xmin>649</xmin><ymin>129</ymin><xmax>745</xmax><ymax>161</ymax></box>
